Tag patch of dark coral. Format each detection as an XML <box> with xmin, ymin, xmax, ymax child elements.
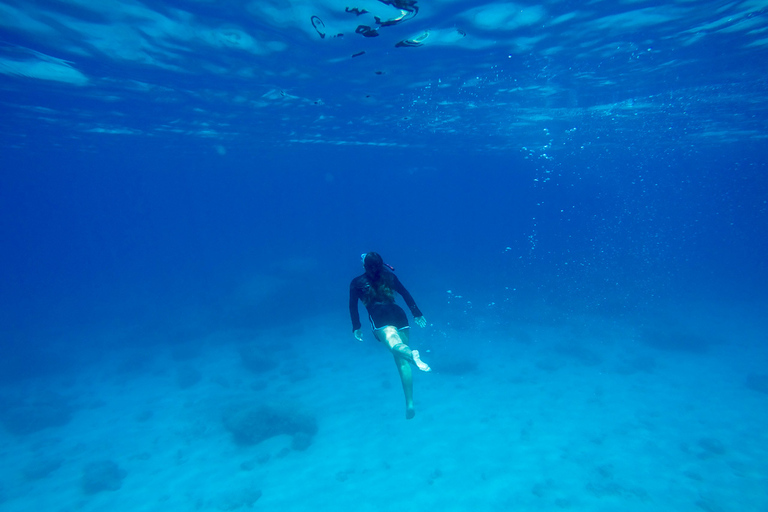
<box><xmin>222</xmin><ymin>404</ymin><xmax>318</xmax><ymax>450</ymax></box>
<box><xmin>746</xmin><ymin>374</ymin><xmax>768</xmax><ymax>394</ymax></box>
<box><xmin>81</xmin><ymin>460</ymin><xmax>126</xmax><ymax>495</ymax></box>
<box><xmin>0</xmin><ymin>390</ymin><xmax>75</xmax><ymax>436</ymax></box>
<box><xmin>239</xmin><ymin>344</ymin><xmax>279</xmax><ymax>374</ymax></box>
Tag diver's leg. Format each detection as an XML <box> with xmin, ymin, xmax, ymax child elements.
<box><xmin>395</xmin><ymin>354</ymin><xmax>415</xmax><ymax>419</ymax></box>
<box><xmin>379</xmin><ymin>327</ymin><xmax>415</xmax><ymax>363</ymax></box>
<box><xmin>375</xmin><ymin>326</ymin><xmax>417</xmax><ymax>419</ymax></box>
<box><xmin>396</xmin><ymin>328</ymin><xmax>431</xmax><ymax>372</ymax></box>
<box><xmin>379</xmin><ymin>327</ymin><xmax>431</xmax><ymax>372</ymax></box>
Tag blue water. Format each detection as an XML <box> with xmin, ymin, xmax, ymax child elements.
<box><xmin>1</xmin><ymin>1</ymin><xmax>767</xmax><ymax>510</ymax></box>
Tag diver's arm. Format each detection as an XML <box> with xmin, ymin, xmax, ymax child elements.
<box><xmin>349</xmin><ymin>281</ymin><xmax>363</xmax><ymax>332</ymax></box>
<box><xmin>392</xmin><ymin>274</ymin><xmax>423</xmax><ymax>318</ymax></box>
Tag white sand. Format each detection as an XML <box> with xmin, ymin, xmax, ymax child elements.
<box><xmin>1</xmin><ymin>303</ymin><xmax>766</xmax><ymax>512</ymax></box>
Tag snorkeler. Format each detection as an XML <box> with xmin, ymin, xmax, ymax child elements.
<box><xmin>349</xmin><ymin>252</ymin><xmax>430</xmax><ymax>420</ymax></box>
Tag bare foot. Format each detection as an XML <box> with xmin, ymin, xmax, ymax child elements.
<box><xmin>406</xmin><ymin>405</ymin><xmax>415</xmax><ymax>419</ymax></box>
<box><xmin>412</xmin><ymin>350</ymin><xmax>431</xmax><ymax>372</ymax></box>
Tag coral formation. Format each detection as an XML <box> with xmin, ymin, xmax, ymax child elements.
<box><xmin>238</xmin><ymin>345</ymin><xmax>279</xmax><ymax>374</ymax></box>
<box><xmin>176</xmin><ymin>366</ymin><xmax>202</xmax><ymax>389</ymax></box>
<box><xmin>81</xmin><ymin>460</ymin><xmax>126</xmax><ymax>495</ymax></box>
<box><xmin>222</xmin><ymin>404</ymin><xmax>317</xmax><ymax>448</ymax></box>
<box><xmin>23</xmin><ymin>458</ymin><xmax>63</xmax><ymax>480</ymax></box>
<box><xmin>746</xmin><ymin>374</ymin><xmax>768</xmax><ymax>394</ymax></box>
<box><xmin>0</xmin><ymin>390</ymin><xmax>74</xmax><ymax>435</ymax></box>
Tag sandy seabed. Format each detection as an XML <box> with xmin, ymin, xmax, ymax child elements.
<box><xmin>1</xmin><ymin>301</ymin><xmax>767</xmax><ymax>512</ymax></box>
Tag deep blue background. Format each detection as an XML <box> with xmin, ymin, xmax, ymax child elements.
<box><xmin>2</xmin><ymin>133</ymin><xmax>766</xmax><ymax>384</ymax></box>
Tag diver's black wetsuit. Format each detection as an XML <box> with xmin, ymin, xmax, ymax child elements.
<box><xmin>349</xmin><ymin>269</ymin><xmax>423</xmax><ymax>331</ymax></box>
